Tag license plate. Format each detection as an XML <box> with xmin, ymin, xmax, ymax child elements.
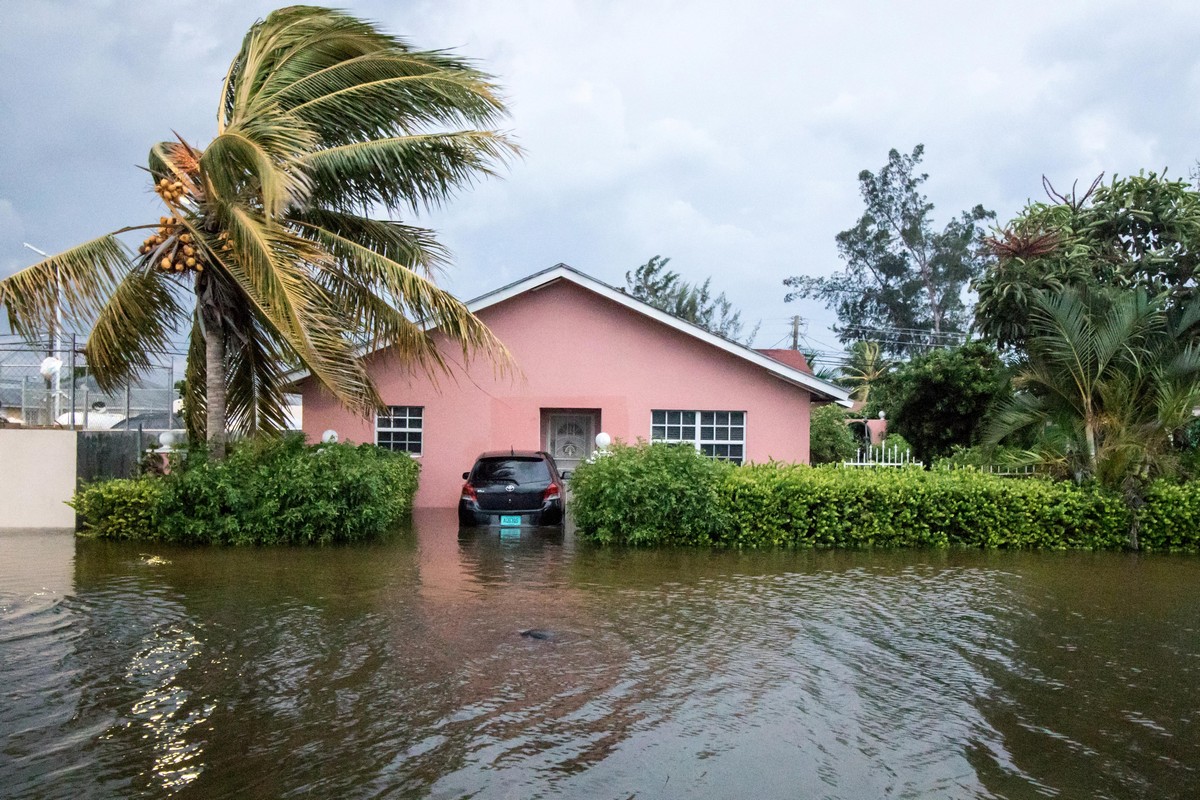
<box><xmin>499</xmin><ymin>527</ymin><xmax>521</xmax><ymax>538</ymax></box>
<box><xmin>500</xmin><ymin>515</ymin><xmax>522</xmax><ymax>526</ymax></box>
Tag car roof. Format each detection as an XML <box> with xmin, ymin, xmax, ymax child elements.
<box><xmin>475</xmin><ymin>450</ymin><xmax>551</xmax><ymax>460</ymax></box>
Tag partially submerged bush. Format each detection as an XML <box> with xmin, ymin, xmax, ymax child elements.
<box><xmin>73</xmin><ymin>435</ymin><xmax>419</xmax><ymax>545</ymax></box>
<box><xmin>721</xmin><ymin>464</ymin><xmax>1127</xmax><ymax>550</ymax></box>
<box><xmin>70</xmin><ymin>477</ymin><xmax>164</xmax><ymax>540</ymax></box>
<box><xmin>568</xmin><ymin>443</ymin><xmax>1200</xmax><ymax>550</ymax></box>
<box><xmin>569</xmin><ymin>442</ymin><xmax>732</xmax><ymax>545</ymax></box>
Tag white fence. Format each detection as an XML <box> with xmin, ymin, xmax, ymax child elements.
<box><xmin>1</xmin><ymin>333</ymin><xmax>182</xmax><ymax>429</ymax></box>
<box><xmin>842</xmin><ymin>444</ymin><xmax>920</xmax><ymax>468</ymax></box>
<box><xmin>939</xmin><ymin>463</ymin><xmax>1042</xmax><ymax>477</ymax></box>
<box><xmin>841</xmin><ymin>447</ymin><xmax>1043</xmax><ymax>476</ymax></box>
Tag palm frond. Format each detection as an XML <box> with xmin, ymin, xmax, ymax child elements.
<box><xmin>84</xmin><ymin>267</ymin><xmax>185</xmax><ymax>393</ymax></box>
<box><xmin>208</xmin><ymin>204</ymin><xmax>381</xmax><ymax>413</ymax></box>
<box><xmin>201</xmin><ymin>114</ymin><xmax>315</xmax><ymax>216</ymax></box>
<box><xmin>287</xmin><ymin>208</ymin><xmax>448</xmax><ymax>276</ymax></box>
<box><xmin>292</xmin><ymin>216</ymin><xmax>511</xmax><ymax>370</ymax></box>
<box><xmin>0</xmin><ymin>234</ymin><xmax>134</xmax><ymax>339</ymax></box>
<box><xmin>282</xmin><ymin>56</ymin><xmax>507</xmax><ymax>142</ymax></box>
<box><xmin>301</xmin><ymin>131</ymin><xmax>519</xmax><ymax>213</ymax></box>
<box><xmin>183</xmin><ymin>313</ymin><xmax>208</xmax><ymax>442</ymax></box>
<box><xmin>223</xmin><ymin>301</ymin><xmax>297</xmax><ymax>436</ymax></box>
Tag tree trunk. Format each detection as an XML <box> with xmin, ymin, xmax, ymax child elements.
<box><xmin>1125</xmin><ymin>486</ymin><xmax>1144</xmax><ymax>551</ymax></box>
<box><xmin>201</xmin><ymin>300</ymin><xmax>227</xmax><ymax>461</ymax></box>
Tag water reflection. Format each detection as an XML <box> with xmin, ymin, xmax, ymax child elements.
<box><xmin>1</xmin><ymin>519</ymin><xmax>1199</xmax><ymax>798</ymax></box>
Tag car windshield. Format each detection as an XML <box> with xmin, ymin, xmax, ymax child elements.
<box><xmin>472</xmin><ymin>457</ymin><xmax>552</xmax><ymax>485</ymax></box>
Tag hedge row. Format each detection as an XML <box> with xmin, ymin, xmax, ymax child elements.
<box><xmin>569</xmin><ymin>443</ymin><xmax>1200</xmax><ymax>551</ymax></box>
<box><xmin>72</xmin><ymin>435</ymin><xmax>419</xmax><ymax>545</ymax></box>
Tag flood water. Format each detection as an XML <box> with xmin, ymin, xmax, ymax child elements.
<box><xmin>2</xmin><ymin>512</ymin><xmax>1199</xmax><ymax>799</ymax></box>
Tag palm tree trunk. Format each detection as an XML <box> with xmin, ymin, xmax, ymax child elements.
<box><xmin>205</xmin><ymin>325</ymin><xmax>227</xmax><ymax>460</ymax></box>
<box><xmin>198</xmin><ymin>286</ymin><xmax>227</xmax><ymax>460</ymax></box>
<box><xmin>1125</xmin><ymin>485</ymin><xmax>1144</xmax><ymax>551</ymax></box>
<box><xmin>1084</xmin><ymin>420</ymin><xmax>1097</xmax><ymax>477</ymax></box>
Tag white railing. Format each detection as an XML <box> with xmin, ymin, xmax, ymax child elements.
<box><xmin>939</xmin><ymin>462</ymin><xmax>1041</xmax><ymax>477</ymax></box>
<box><xmin>842</xmin><ymin>445</ymin><xmax>920</xmax><ymax>468</ymax></box>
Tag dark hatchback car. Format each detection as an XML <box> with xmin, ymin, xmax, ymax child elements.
<box><xmin>458</xmin><ymin>451</ymin><xmax>566</xmax><ymax>527</ymax></box>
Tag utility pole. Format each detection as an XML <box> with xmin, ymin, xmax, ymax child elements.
<box><xmin>790</xmin><ymin>315</ymin><xmax>801</xmax><ymax>351</ymax></box>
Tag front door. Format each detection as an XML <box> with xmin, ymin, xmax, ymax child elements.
<box><xmin>544</xmin><ymin>410</ymin><xmax>598</xmax><ymax>473</ymax></box>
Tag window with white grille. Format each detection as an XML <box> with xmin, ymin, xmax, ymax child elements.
<box><xmin>651</xmin><ymin>409</ymin><xmax>745</xmax><ymax>464</ymax></box>
<box><xmin>376</xmin><ymin>406</ymin><xmax>423</xmax><ymax>455</ymax></box>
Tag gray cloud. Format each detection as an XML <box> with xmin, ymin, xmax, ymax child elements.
<box><xmin>3</xmin><ymin>0</ymin><xmax>1197</xmax><ymax>355</ymax></box>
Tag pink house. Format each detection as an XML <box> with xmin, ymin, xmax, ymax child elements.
<box><xmin>299</xmin><ymin>264</ymin><xmax>851</xmax><ymax>508</ymax></box>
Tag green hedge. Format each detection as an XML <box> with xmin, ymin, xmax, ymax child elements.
<box><xmin>72</xmin><ymin>435</ymin><xmax>419</xmax><ymax>545</ymax></box>
<box><xmin>70</xmin><ymin>476</ymin><xmax>164</xmax><ymax>540</ymax></box>
<box><xmin>568</xmin><ymin>442</ymin><xmax>732</xmax><ymax>545</ymax></box>
<box><xmin>1139</xmin><ymin>482</ymin><xmax>1200</xmax><ymax>551</ymax></box>
<box><xmin>570</xmin><ymin>442</ymin><xmax>1200</xmax><ymax>551</ymax></box>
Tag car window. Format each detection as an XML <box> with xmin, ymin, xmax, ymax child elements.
<box><xmin>472</xmin><ymin>457</ymin><xmax>552</xmax><ymax>484</ymax></box>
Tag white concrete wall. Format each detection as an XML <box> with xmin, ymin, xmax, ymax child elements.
<box><xmin>0</xmin><ymin>430</ymin><xmax>77</xmax><ymax>528</ymax></box>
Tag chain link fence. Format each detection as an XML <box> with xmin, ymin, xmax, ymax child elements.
<box><xmin>0</xmin><ymin>333</ymin><xmax>184</xmax><ymax>431</ymax></box>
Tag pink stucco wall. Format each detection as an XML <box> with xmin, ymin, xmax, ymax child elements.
<box><xmin>301</xmin><ymin>278</ymin><xmax>815</xmax><ymax>507</ymax></box>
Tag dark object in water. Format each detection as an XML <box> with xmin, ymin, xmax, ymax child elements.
<box><xmin>520</xmin><ymin>628</ymin><xmax>554</xmax><ymax>641</ymax></box>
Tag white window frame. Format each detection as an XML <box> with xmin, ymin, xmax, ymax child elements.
<box><xmin>375</xmin><ymin>405</ymin><xmax>423</xmax><ymax>456</ymax></box>
<box><xmin>650</xmin><ymin>409</ymin><xmax>746</xmax><ymax>464</ymax></box>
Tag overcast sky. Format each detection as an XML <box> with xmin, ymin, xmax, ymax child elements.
<box><xmin>2</xmin><ymin>0</ymin><xmax>1198</xmax><ymax>361</ymax></box>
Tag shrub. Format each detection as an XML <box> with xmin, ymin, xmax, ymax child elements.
<box><xmin>73</xmin><ymin>435</ymin><xmax>419</xmax><ymax>545</ymax></box>
<box><xmin>569</xmin><ymin>443</ymin><xmax>1161</xmax><ymax>550</ymax></box>
<box><xmin>1138</xmin><ymin>481</ymin><xmax>1200</xmax><ymax>552</ymax></box>
<box><xmin>810</xmin><ymin>404</ymin><xmax>858</xmax><ymax>464</ymax></box>
<box><xmin>720</xmin><ymin>464</ymin><xmax>1127</xmax><ymax>550</ymax></box>
<box><xmin>72</xmin><ymin>478</ymin><xmax>164</xmax><ymax>540</ymax></box>
<box><xmin>568</xmin><ymin>441</ymin><xmax>732</xmax><ymax>545</ymax></box>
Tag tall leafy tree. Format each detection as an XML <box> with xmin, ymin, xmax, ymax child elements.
<box><xmin>976</xmin><ymin>172</ymin><xmax>1200</xmax><ymax>349</ymax></box>
<box><xmin>874</xmin><ymin>341</ymin><xmax>1010</xmax><ymax>466</ymax></box>
<box><xmin>625</xmin><ymin>255</ymin><xmax>759</xmax><ymax>344</ymax></box>
<box><xmin>985</xmin><ymin>287</ymin><xmax>1200</xmax><ymax>547</ymax></box>
<box><xmin>785</xmin><ymin>145</ymin><xmax>994</xmax><ymax>356</ymax></box>
<box><xmin>0</xmin><ymin>6</ymin><xmax>518</xmax><ymax>458</ymax></box>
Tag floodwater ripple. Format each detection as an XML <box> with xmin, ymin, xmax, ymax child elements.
<box><xmin>3</xmin><ymin>519</ymin><xmax>1199</xmax><ymax>799</ymax></box>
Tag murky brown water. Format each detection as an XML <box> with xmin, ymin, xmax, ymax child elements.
<box><xmin>3</xmin><ymin>512</ymin><xmax>1199</xmax><ymax>799</ymax></box>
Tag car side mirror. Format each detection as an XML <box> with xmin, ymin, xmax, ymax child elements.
<box><xmin>560</xmin><ymin>470</ymin><xmax>573</xmax><ymax>482</ymax></box>
<box><xmin>462</xmin><ymin>472</ymin><xmax>470</xmax><ymax>480</ymax></box>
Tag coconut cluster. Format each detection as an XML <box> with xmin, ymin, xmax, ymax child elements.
<box><xmin>139</xmin><ymin>216</ymin><xmax>205</xmax><ymax>274</ymax></box>
<box><xmin>155</xmin><ymin>177</ymin><xmax>187</xmax><ymax>203</ymax></box>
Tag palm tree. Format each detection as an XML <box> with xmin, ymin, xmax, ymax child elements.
<box><xmin>837</xmin><ymin>340</ymin><xmax>890</xmax><ymax>404</ymax></box>
<box><xmin>985</xmin><ymin>287</ymin><xmax>1200</xmax><ymax>547</ymax></box>
<box><xmin>0</xmin><ymin>6</ymin><xmax>517</xmax><ymax>458</ymax></box>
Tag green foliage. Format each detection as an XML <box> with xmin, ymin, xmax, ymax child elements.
<box><xmin>73</xmin><ymin>435</ymin><xmax>419</xmax><ymax>545</ymax></box>
<box><xmin>720</xmin><ymin>465</ymin><xmax>1128</xmax><ymax>549</ymax></box>
<box><xmin>877</xmin><ymin>342</ymin><xmax>1010</xmax><ymax>465</ymax></box>
<box><xmin>568</xmin><ymin>442</ymin><xmax>732</xmax><ymax>545</ymax></box>
<box><xmin>566</xmin><ymin>443</ymin><xmax>1200</xmax><ymax>551</ymax></box>
<box><xmin>934</xmin><ymin>443</ymin><xmax>1026</xmax><ymax>470</ymax></box>
<box><xmin>976</xmin><ymin>171</ymin><xmax>1200</xmax><ymax>349</ymax></box>
<box><xmin>626</xmin><ymin>255</ymin><xmax>759</xmax><ymax>344</ymax></box>
<box><xmin>785</xmin><ymin>144</ymin><xmax>994</xmax><ymax>355</ymax></box>
<box><xmin>71</xmin><ymin>478</ymin><xmax>165</xmax><ymax>540</ymax></box>
<box><xmin>1138</xmin><ymin>481</ymin><xmax>1200</xmax><ymax>552</ymax></box>
<box><xmin>809</xmin><ymin>404</ymin><xmax>858</xmax><ymax>464</ymax></box>
<box><xmin>985</xmin><ymin>288</ymin><xmax>1200</xmax><ymax>500</ymax></box>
